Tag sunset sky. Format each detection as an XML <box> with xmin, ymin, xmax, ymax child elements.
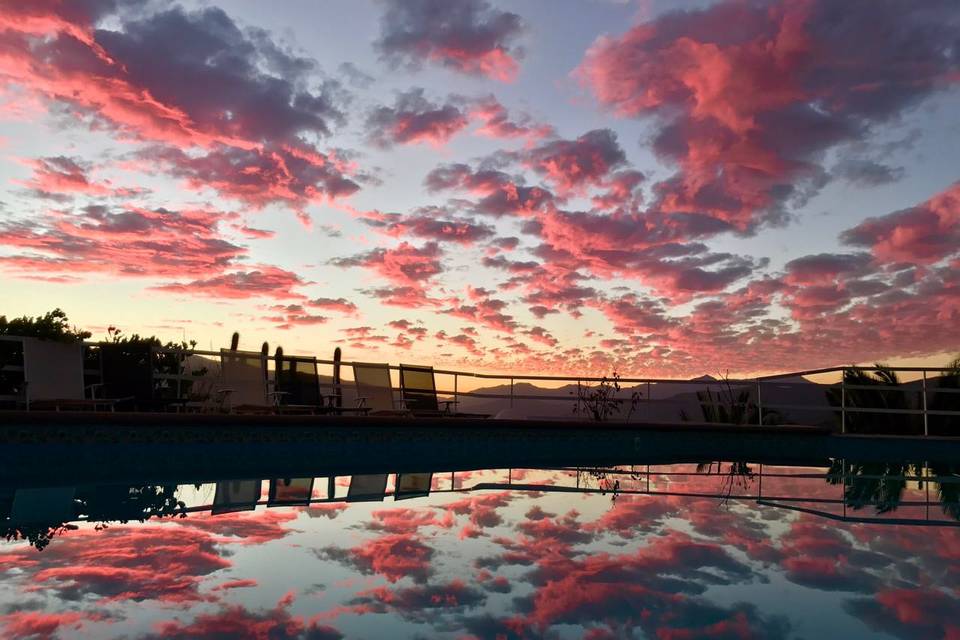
<box><xmin>1</xmin><ymin>0</ymin><xmax>958</xmax><ymax>377</ymax></box>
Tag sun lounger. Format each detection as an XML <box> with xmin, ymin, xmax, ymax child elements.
<box><xmin>395</xmin><ymin>473</ymin><xmax>433</xmax><ymax>500</ymax></box>
<box><xmin>212</xmin><ymin>479</ymin><xmax>262</xmax><ymax>514</ymax></box>
<box><xmin>9</xmin><ymin>487</ymin><xmax>77</xmax><ymax>524</ymax></box>
<box><xmin>399</xmin><ymin>364</ymin><xmax>457</xmax><ymax>416</ymax></box>
<box><xmin>219</xmin><ymin>349</ymin><xmax>273</xmax><ymax>413</ymax></box>
<box><xmin>346</xmin><ymin>474</ymin><xmax>388</xmax><ymax>502</ymax></box>
<box><xmin>274</xmin><ymin>354</ymin><xmax>325</xmax><ymax>414</ymax></box>
<box><xmin>268</xmin><ymin>478</ymin><xmax>314</xmax><ymax>506</ymax></box>
<box><xmin>352</xmin><ymin>362</ymin><xmax>406</xmax><ymax>415</ymax></box>
<box><xmin>21</xmin><ymin>338</ymin><xmax>120</xmax><ymax>411</ymax></box>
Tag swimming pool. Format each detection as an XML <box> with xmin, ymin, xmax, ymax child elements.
<box><xmin>2</xmin><ymin>433</ymin><xmax>958</xmax><ymax>639</ymax></box>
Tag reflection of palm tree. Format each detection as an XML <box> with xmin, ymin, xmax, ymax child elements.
<box><xmin>826</xmin><ymin>459</ymin><xmax>960</xmax><ymax>522</ymax></box>
<box><xmin>927</xmin><ymin>462</ymin><xmax>960</xmax><ymax>520</ymax></box>
<box><xmin>826</xmin><ymin>459</ymin><xmax>911</xmax><ymax>514</ymax></box>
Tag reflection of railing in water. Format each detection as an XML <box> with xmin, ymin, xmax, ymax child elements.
<box><xmin>7</xmin><ymin>462</ymin><xmax>956</xmax><ymax>546</ymax></box>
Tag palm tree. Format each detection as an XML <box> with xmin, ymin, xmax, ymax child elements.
<box><xmin>929</xmin><ymin>356</ymin><xmax>960</xmax><ymax>436</ymax></box>
<box><xmin>825</xmin><ymin>364</ymin><xmax>919</xmax><ymax>435</ymax></box>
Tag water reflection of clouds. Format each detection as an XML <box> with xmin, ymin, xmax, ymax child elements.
<box><xmin>1</xmin><ymin>465</ymin><xmax>959</xmax><ymax>638</ymax></box>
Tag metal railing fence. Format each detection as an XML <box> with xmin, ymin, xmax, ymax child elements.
<box><xmin>139</xmin><ymin>344</ymin><xmax>960</xmax><ymax>433</ymax></box>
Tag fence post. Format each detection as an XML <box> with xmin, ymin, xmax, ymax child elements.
<box><xmin>647</xmin><ymin>381</ymin><xmax>651</xmax><ymax>417</ymax></box>
<box><xmin>922</xmin><ymin>370</ymin><xmax>928</xmax><ymax>436</ymax></box>
<box><xmin>757</xmin><ymin>463</ymin><xmax>763</xmax><ymax>500</ymax></box>
<box><xmin>756</xmin><ymin>379</ymin><xmax>763</xmax><ymax>426</ymax></box>
<box><xmin>841</xmin><ymin>370</ymin><xmax>846</xmax><ymax>434</ymax></box>
<box><xmin>454</xmin><ymin>373</ymin><xmax>458</xmax><ymax>410</ymax></box>
<box><xmin>510</xmin><ymin>377</ymin><xmax>514</xmax><ymax>408</ymax></box>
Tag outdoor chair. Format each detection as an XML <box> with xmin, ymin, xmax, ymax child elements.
<box><xmin>267</xmin><ymin>478</ymin><xmax>314</xmax><ymax>506</ymax></box>
<box><xmin>21</xmin><ymin>338</ymin><xmax>118</xmax><ymax>411</ymax></box>
<box><xmin>352</xmin><ymin>362</ymin><xmax>406</xmax><ymax>415</ymax></box>
<box><xmin>97</xmin><ymin>343</ymin><xmax>153</xmax><ymax>410</ymax></box>
<box><xmin>274</xmin><ymin>354</ymin><xmax>325</xmax><ymax>414</ymax></box>
<box><xmin>395</xmin><ymin>473</ymin><xmax>433</xmax><ymax>500</ymax></box>
<box><xmin>9</xmin><ymin>487</ymin><xmax>77</xmax><ymax>524</ymax></box>
<box><xmin>219</xmin><ymin>349</ymin><xmax>274</xmax><ymax>413</ymax></box>
<box><xmin>346</xmin><ymin>474</ymin><xmax>389</xmax><ymax>502</ymax></box>
<box><xmin>399</xmin><ymin>364</ymin><xmax>457</xmax><ymax>416</ymax></box>
<box><xmin>212</xmin><ymin>479</ymin><xmax>262</xmax><ymax>514</ymax></box>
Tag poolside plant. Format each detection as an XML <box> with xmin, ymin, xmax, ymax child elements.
<box><xmin>572</xmin><ymin>373</ymin><xmax>641</xmax><ymax>422</ymax></box>
<box><xmin>684</xmin><ymin>372</ymin><xmax>782</xmax><ymax>426</ymax></box>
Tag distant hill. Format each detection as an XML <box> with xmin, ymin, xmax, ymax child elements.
<box><xmin>453</xmin><ymin>376</ymin><xmax>836</xmax><ymax>425</ymax></box>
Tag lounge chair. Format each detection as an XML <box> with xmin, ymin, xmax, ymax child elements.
<box><xmin>346</xmin><ymin>474</ymin><xmax>388</xmax><ymax>502</ymax></box>
<box><xmin>9</xmin><ymin>487</ymin><xmax>77</xmax><ymax>524</ymax></box>
<box><xmin>97</xmin><ymin>342</ymin><xmax>154</xmax><ymax>410</ymax></box>
<box><xmin>0</xmin><ymin>336</ymin><xmax>26</xmax><ymax>407</ymax></box>
<box><xmin>212</xmin><ymin>479</ymin><xmax>262</xmax><ymax>514</ymax></box>
<box><xmin>268</xmin><ymin>478</ymin><xmax>314</xmax><ymax>506</ymax></box>
<box><xmin>395</xmin><ymin>473</ymin><xmax>433</xmax><ymax>500</ymax></box>
<box><xmin>352</xmin><ymin>362</ymin><xmax>406</xmax><ymax>415</ymax></box>
<box><xmin>274</xmin><ymin>352</ymin><xmax>322</xmax><ymax>413</ymax></box>
<box><xmin>399</xmin><ymin>364</ymin><xmax>457</xmax><ymax>416</ymax></box>
<box><xmin>219</xmin><ymin>349</ymin><xmax>273</xmax><ymax>413</ymax></box>
<box><xmin>21</xmin><ymin>338</ymin><xmax>117</xmax><ymax>411</ymax></box>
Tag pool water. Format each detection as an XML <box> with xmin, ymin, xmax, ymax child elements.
<box><xmin>2</xmin><ymin>462</ymin><xmax>958</xmax><ymax>639</ymax></box>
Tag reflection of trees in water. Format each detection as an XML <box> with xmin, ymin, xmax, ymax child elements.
<box><xmin>1</xmin><ymin>522</ymin><xmax>78</xmax><ymax>552</ymax></box>
<box><xmin>696</xmin><ymin>462</ymin><xmax>754</xmax><ymax>505</ymax></box>
<box><xmin>1</xmin><ymin>485</ymin><xmax>188</xmax><ymax>551</ymax></box>
<box><xmin>930</xmin><ymin>463</ymin><xmax>960</xmax><ymax>520</ymax></box>
<box><xmin>827</xmin><ymin>460</ymin><xmax>960</xmax><ymax>520</ymax></box>
<box><xmin>583</xmin><ymin>459</ymin><xmax>959</xmax><ymax>521</ymax></box>
<box><xmin>827</xmin><ymin>460</ymin><xmax>910</xmax><ymax>514</ymax></box>
<box><xmin>583</xmin><ymin>462</ymin><xmax>755</xmax><ymax>505</ymax></box>
<box><xmin>584</xmin><ymin>467</ymin><xmax>643</xmax><ymax>502</ymax></box>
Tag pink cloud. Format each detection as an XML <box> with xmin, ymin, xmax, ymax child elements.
<box><xmin>153</xmin><ymin>266</ymin><xmax>307</xmax><ymax>300</ymax></box>
<box><xmin>470</xmin><ymin>95</ymin><xmax>553</xmax><ymax>140</ymax></box>
<box><xmin>374</xmin><ymin>0</ymin><xmax>524</xmax><ymax>82</ymax></box>
<box><xmin>0</xmin><ymin>611</ymin><xmax>91</xmax><ymax>640</ymax></box>
<box><xmin>16</xmin><ymin>156</ymin><xmax>112</xmax><ymax>197</ymax></box>
<box><xmin>524</xmin><ymin>129</ymin><xmax>626</xmax><ymax>194</ymax></box>
<box><xmin>576</xmin><ymin>0</ymin><xmax>960</xmax><ymax>231</ymax></box>
<box><xmin>366</xmin><ymin>89</ymin><xmax>469</xmax><ymax>148</ymax></box>
<box><xmin>841</xmin><ymin>182</ymin><xmax>960</xmax><ymax>264</ymax></box>
<box><xmin>348</xmin><ymin>533</ymin><xmax>435</xmax><ymax>584</ymax></box>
